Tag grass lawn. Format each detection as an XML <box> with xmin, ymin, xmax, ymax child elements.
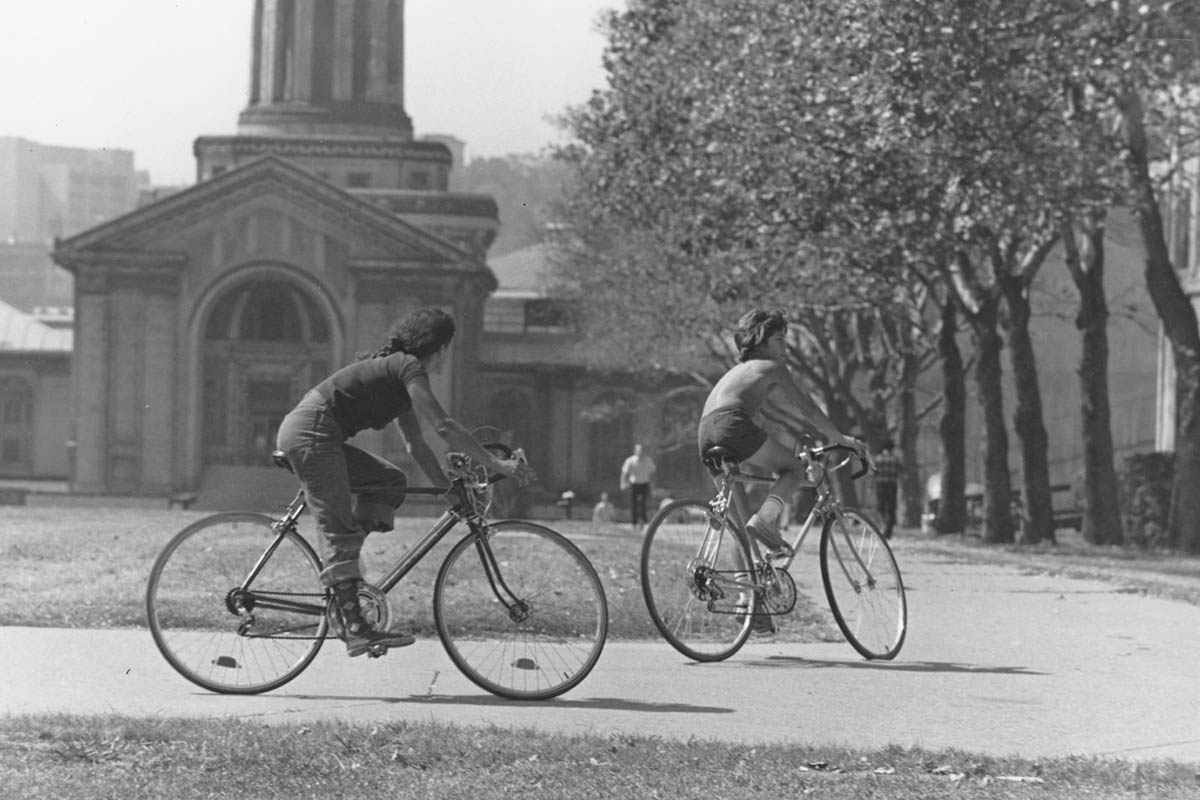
<box><xmin>0</xmin><ymin>506</ymin><xmax>839</xmax><ymax>640</ymax></box>
<box><xmin>1</xmin><ymin>715</ymin><xmax>1196</xmax><ymax>800</ymax></box>
<box><xmin>3</xmin><ymin>504</ymin><xmax>1199</xmax><ymax>798</ymax></box>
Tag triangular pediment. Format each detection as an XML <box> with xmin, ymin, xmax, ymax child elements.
<box><xmin>53</xmin><ymin>156</ymin><xmax>480</xmax><ymax>273</ymax></box>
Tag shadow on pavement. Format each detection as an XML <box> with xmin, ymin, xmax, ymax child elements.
<box><xmin>744</xmin><ymin>656</ymin><xmax>1045</xmax><ymax>675</ymax></box>
<box><xmin>281</xmin><ymin>693</ymin><xmax>733</xmax><ymax>713</ymax></box>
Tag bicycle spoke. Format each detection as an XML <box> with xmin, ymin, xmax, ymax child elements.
<box><xmin>434</xmin><ymin>521</ymin><xmax>607</xmax><ymax>700</ymax></box>
<box><xmin>641</xmin><ymin>500</ymin><xmax>753</xmax><ymax>662</ymax></box>
<box><xmin>820</xmin><ymin>510</ymin><xmax>906</xmax><ymax>660</ymax></box>
<box><xmin>147</xmin><ymin>513</ymin><xmax>328</xmax><ymax>694</ymax></box>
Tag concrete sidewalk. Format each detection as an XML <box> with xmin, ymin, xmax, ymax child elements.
<box><xmin>2</xmin><ymin>543</ymin><xmax>1198</xmax><ymax>763</ymax></box>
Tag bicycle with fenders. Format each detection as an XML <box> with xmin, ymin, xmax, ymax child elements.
<box><xmin>641</xmin><ymin>442</ymin><xmax>906</xmax><ymax>662</ymax></box>
<box><xmin>146</xmin><ymin>443</ymin><xmax>608</xmax><ymax>700</ymax></box>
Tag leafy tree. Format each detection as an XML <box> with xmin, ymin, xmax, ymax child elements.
<box><xmin>1040</xmin><ymin>0</ymin><xmax>1200</xmax><ymax>551</ymax></box>
<box><xmin>555</xmin><ymin>0</ymin><xmax>1200</xmax><ymax>551</ymax></box>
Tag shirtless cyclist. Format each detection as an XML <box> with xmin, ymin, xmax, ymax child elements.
<box><xmin>697</xmin><ymin>308</ymin><xmax>866</xmax><ymax>555</ymax></box>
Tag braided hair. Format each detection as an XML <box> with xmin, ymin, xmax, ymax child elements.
<box><xmin>734</xmin><ymin>308</ymin><xmax>787</xmax><ymax>362</ymax></box>
<box><xmin>359</xmin><ymin>307</ymin><xmax>456</xmax><ymax>360</ymax></box>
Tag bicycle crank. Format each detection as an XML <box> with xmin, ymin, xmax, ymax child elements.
<box><xmin>326</xmin><ymin>582</ymin><xmax>392</xmax><ymax>640</ymax></box>
<box><xmin>758</xmin><ymin>566</ymin><xmax>797</xmax><ymax>615</ymax></box>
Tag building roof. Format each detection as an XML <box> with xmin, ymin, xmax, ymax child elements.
<box><xmin>0</xmin><ymin>297</ymin><xmax>72</xmax><ymax>353</ymax></box>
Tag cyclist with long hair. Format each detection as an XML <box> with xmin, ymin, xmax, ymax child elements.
<box><xmin>276</xmin><ymin>307</ymin><xmax>532</xmax><ymax>657</ymax></box>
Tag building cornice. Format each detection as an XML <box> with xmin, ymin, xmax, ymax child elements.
<box><xmin>194</xmin><ymin>135</ymin><xmax>448</xmax><ymax>164</ymax></box>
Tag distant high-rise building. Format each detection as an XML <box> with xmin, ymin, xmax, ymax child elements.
<box><xmin>0</xmin><ymin>136</ymin><xmax>142</xmax><ymax>244</ymax></box>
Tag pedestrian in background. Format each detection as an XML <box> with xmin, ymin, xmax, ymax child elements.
<box><xmin>619</xmin><ymin>443</ymin><xmax>657</xmax><ymax>531</ymax></box>
<box><xmin>874</xmin><ymin>438</ymin><xmax>903</xmax><ymax>539</ymax></box>
<box><xmin>592</xmin><ymin>491</ymin><xmax>616</xmax><ymax>528</ymax></box>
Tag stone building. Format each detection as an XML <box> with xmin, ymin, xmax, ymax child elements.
<box><xmin>45</xmin><ymin>0</ymin><xmax>704</xmax><ymax>507</ymax></box>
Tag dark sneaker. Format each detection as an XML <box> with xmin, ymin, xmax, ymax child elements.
<box><xmin>750</xmin><ymin>613</ymin><xmax>777</xmax><ymax>636</ymax></box>
<box><xmin>331</xmin><ymin>578</ymin><xmax>415</xmax><ymax>657</ymax></box>
<box><xmin>345</xmin><ymin>625</ymin><xmax>415</xmax><ymax>658</ymax></box>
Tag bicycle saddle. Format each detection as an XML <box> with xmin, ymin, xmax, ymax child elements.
<box><xmin>701</xmin><ymin>446</ymin><xmax>740</xmax><ymax>476</ymax></box>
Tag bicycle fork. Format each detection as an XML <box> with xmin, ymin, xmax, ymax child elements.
<box><xmin>469</xmin><ymin>521</ymin><xmax>532</xmax><ymax>623</ymax></box>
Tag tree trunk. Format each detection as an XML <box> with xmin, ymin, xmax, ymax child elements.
<box><xmin>825</xmin><ymin>399</ymin><xmax>861</xmax><ymax>509</ymax></box>
<box><xmin>899</xmin><ymin>343</ymin><xmax>923</xmax><ymax>527</ymax></box>
<box><xmin>1120</xmin><ymin>89</ymin><xmax>1200</xmax><ymax>553</ymax></box>
<box><xmin>999</xmin><ymin>273</ymin><xmax>1055</xmax><ymax>544</ymax></box>
<box><xmin>972</xmin><ymin>296</ymin><xmax>1016</xmax><ymax>543</ymax></box>
<box><xmin>935</xmin><ymin>300</ymin><xmax>968</xmax><ymax>534</ymax></box>
<box><xmin>1063</xmin><ymin>218</ymin><xmax>1123</xmax><ymax>545</ymax></box>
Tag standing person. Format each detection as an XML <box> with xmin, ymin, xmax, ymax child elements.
<box><xmin>619</xmin><ymin>443</ymin><xmax>657</xmax><ymax>530</ymax></box>
<box><xmin>697</xmin><ymin>308</ymin><xmax>867</xmax><ymax>557</ymax></box>
<box><xmin>276</xmin><ymin>307</ymin><xmax>532</xmax><ymax>658</ymax></box>
<box><xmin>873</xmin><ymin>438</ymin><xmax>902</xmax><ymax>539</ymax></box>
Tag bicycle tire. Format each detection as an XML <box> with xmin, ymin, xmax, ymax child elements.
<box><xmin>146</xmin><ymin>512</ymin><xmax>328</xmax><ymax>694</ymax></box>
<box><xmin>819</xmin><ymin>509</ymin><xmax>907</xmax><ymax>660</ymax></box>
<box><xmin>641</xmin><ymin>499</ymin><xmax>754</xmax><ymax>662</ymax></box>
<box><xmin>433</xmin><ymin>520</ymin><xmax>608</xmax><ymax>700</ymax></box>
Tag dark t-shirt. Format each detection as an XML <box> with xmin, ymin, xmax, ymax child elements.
<box><xmin>310</xmin><ymin>352</ymin><xmax>427</xmax><ymax>436</ymax></box>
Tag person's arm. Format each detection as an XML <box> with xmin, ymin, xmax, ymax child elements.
<box><xmin>761</xmin><ymin>363</ymin><xmax>862</xmax><ymax>452</ymax></box>
<box><xmin>406</xmin><ymin>374</ymin><xmax>532</xmax><ymax>483</ymax></box>
<box><xmin>395</xmin><ymin>407</ymin><xmax>448</xmax><ymax>486</ymax></box>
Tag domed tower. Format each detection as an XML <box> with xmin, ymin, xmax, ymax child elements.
<box><xmin>194</xmin><ymin>0</ymin><xmax>496</xmax><ymax>259</ymax></box>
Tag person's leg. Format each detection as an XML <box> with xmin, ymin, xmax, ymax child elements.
<box><xmin>741</xmin><ymin>437</ymin><xmax>803</xmax><ymax>551</ymax></box>
<box><xmin>343</xmin><ymin>444</ymin><xmax>408</xmax><ymax>533</ymax></box>
<box><xmin>632</xmin><ymin>484</ymin><xmax>648</xmax><ymax>526</ymax></box>
<box><xmin>285</xmin><ymin>440</ymin><xmax>364</xmax><ymax>587</ymax></box>
<box><xmin>280</xmin><ymin>428</ymin><xmax>413</xmax><ymax>655</ymax></box>
<box><xmin>881</xmin><ymin>482</ymin><xmax>898</xmax><ymax>537</ymax></box>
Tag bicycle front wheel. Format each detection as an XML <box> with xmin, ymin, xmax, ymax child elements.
<box><xmin>819</xmin><ymin>509</ymin><xmax>907</xmax><ymax>660</ymax></box>
<box><xmin>434</xmin><ymin>520</ymin><xmax>608</xmax><ymax>700</ymax></box>
<box><xmin>146</xmin><ymin>512</ymin><xmax>328</xmax><ymax>694</ymax></box>
<box><xmin>641</xmin><ymin>499</ymin><xmax>754</xmax><ymax>662</ymax></box>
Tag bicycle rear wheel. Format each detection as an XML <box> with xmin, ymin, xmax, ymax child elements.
<box><xmin>641</xmin><ymin>499</ymin><xmax>754</xmax><ymax>662</ymax></box>
<box><xmin>146</xmin><ymin>512</ymin><xmax>328</xmax><ymax>694</ymax></box>
<box><xmin>434</xmin><ymin>520</ymin><xmax>608</xmax><ymax>700</ymax></box>
<box><xmin>819</xmin><ymin>509</ymin><xmax>907</xmax><ymax>660</ymax></box>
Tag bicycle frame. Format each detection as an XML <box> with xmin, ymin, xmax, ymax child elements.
<box><xmin>234</xmin><ymin>478</ymin><xmax>522</xmax><ymax>625</ymax></box>
<box><xmin>708</xmin><ymin>450</ymin><xmax>879</xmax><ymax>594</ymax></box>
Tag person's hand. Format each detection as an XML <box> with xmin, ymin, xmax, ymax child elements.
<box><xmin>492</xmin><ymin>456</ymin><xmax>535</xmax><ymax>486</ymax></box>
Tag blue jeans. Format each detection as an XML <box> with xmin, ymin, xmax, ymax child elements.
<box><xmin>276</xmin><ymin>393</ymin><xmax>408</xmax><ymax>586</ymax></box>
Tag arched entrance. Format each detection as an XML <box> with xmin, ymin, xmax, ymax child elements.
<box><xmin>200</xmin><ymin>278</ymin><xmax>334</xmax><ymax>466</ymax></box>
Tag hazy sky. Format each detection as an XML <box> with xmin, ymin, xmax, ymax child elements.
<box><xmin>0</xmin><ymin>0</ymin><xmax>616</xmax><ymax>185</ymax></box>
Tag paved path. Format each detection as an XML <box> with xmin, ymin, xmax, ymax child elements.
<box><xmin>2</xmin><ymin>542</ymin><xmax>1198</xmax><ymax>763</ymax></box>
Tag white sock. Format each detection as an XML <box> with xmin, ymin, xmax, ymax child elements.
<box><xmin>754</xmin><ymin>495</ymin><xmax>785</xmax><ymax>528</ymax></box>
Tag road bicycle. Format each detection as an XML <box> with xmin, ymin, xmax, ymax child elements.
<box><xmin>146</xmin><ymin>444</ymin><xmax>608</xmax><ymax>701</ymax></box>
<box><xmin>641</xmin><ymin>442</ymin><xmax>906</xmax><ymax>662</ymax></box>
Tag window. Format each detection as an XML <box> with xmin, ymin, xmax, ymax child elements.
<box><xmin>347</xmin><ymin>171</ymin><xmax>372</xmax><ymax>188</ymax></box>
<box><xmin>408</xmin><ymin>170</ymin><xmax>430</xmax><ymax>190</ymax></box>
<box><xmin>523</xmin><ymin>300</ymin><xmax>574</xmax><ymax>333</ymax></box>
<box><xmin>0</xmin><ymin>377</ymin><xmax>32</xmax><ymax>470</ymax></box>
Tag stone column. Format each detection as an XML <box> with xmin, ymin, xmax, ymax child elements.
<box><xmin>72</xmin><ymin>290</ymin><xmax>109</xmax><ymax>493</ymax></box>
<box><xmin>289</xmin><ymin>0</ymin><xmax>317</xmax><ymax>102</ymax></box>
<box><xmin>140</xmin><ymin>291</ymin><xmax>177</xmax><ymax>492</ymax></box>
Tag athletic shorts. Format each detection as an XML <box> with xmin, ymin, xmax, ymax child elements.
<box><xmin>697</xmin><ymin>406</ymin><xmax>768</xmax><ymax>464</ymax></box>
